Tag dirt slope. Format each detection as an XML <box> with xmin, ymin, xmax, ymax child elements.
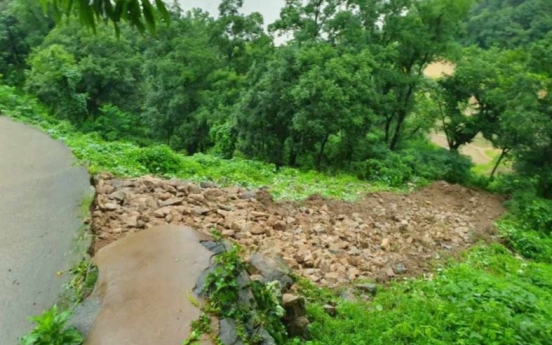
<box><xmin>91</xmin><ymin>176</ymin><xmax>504</xmax><ymax>286</ymax></box>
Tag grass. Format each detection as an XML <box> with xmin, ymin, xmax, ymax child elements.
<box><xmin>296</xmin><ymin>243</ymin><xmax>552</xmax><ymax>345</ymax></box>
<box><xmin>472</xmin><ymin>149</ymin><xmax>511</xmax><ymax>177</ymax></box>
<box><xmin>0</xmin><ymin>84</ymin><xmax>391</xmax><ymax>201</ymax></box>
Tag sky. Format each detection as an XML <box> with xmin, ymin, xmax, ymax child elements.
<box><xmin>179</xmin><ymin>0</ymin><xmax>287</xmax><ymax>26</ymax></box>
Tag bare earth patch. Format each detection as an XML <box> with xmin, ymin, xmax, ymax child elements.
<box><xmin>91</xmin><ymin>175</ymin><xmax>504</xmax><ymax>286</ymax></box>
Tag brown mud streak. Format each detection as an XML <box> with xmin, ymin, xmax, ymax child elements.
<box><xmin>90</xmin><ymin>175</ymin><xmax>504</xmax><ymax>286</ymax></box>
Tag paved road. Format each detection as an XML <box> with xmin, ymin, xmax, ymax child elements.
<box><xmin>0</xmin><ymin>116</ymin><xmax>89</xmax><ymax>344</ymax></box>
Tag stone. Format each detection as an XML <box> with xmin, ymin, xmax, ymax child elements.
<box><xmin>101</xmin><ymin>203</ymin><xmax>118</xmax><ymax>211</ymax></box>
<box><xmin>159</xmin><ymin>197</ymin><xmax>184</xmax><ymax>207</ymax></box>
<box><xmin>356</xmin><ymin>283</ymin><xmax>377</xmax><ymax>295</ymax></box>
<box><xmin>219</xmin><ymin>319</ymin><xmax>244</xmax><ymax>345</ymax></box>
<box><xmin>323</xmin><ymin>304</ymin><xmax>337</xmax><ymax>317</ymax></box>
<box><xmin>248</xmin><ymin>253</ymin><xmax>294</xmax><ymax>291</ymax></box>
<box><xmin>287</xmin><ymin>316</ymin><xmax>310</xmax><ymax>339</ymax></box>
<box><xmin>282</xmin><ymin>294</ymin><xmax>307</xmax><ymax>318</ymax></box>
<box><xmin>313</xmin><ymin>225</ymin><xmax>326</xmax><ymax>234</ymax></box>
<box><xmin>109</xmin><ymin>190</ymin><xmax>126</xmax><ymax>202</ymax></box>
<box><xmin>340</xmin><ymin>289</ymin><xmax>357</xmax><ymax>302</ymax></box>
<box><xmin>200</xmin><ymin>181</ymin><xmax>217</xmax><ymax>189</ymax></box>
<box><xmin>380</xmin><ymin>238</ymin><xmax>391</xmax><ymax>250</ymax></box>
<box><xmin>240</xmin><ymin>191</ymin><xmax>257</xmax><ymax>200</ymax></box>
<box><xmin>192</xmin><ymin>206</ymin><xmax>210</xmax><ymax>217</ymax></box>
<box><xmin>394</xmin><ymin>262</ymin><xmax>407</xmax><ymax>275</ymax></box>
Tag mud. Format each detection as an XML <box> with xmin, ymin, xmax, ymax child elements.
<box><xmin>91</xmin><ymin>176</ymin><xmax>505</xmax><ymax>286</ymax></box>
<box><xmin>84</xmin><ymin>225</ymin><xmax>213</xmax><ymax>345</ymax></box>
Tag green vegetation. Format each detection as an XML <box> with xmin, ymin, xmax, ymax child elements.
<box><xmin>186</xmin><ymin>233</ymin><xmax>288</xmax><ymax>345</ymax></box>
<box><xmin>0</xmin><ymin>83</ymin><xmax>391</xmax><ymax>201</ymax></box>
<box><xmin>2</xmin><ymin>0</ymin><xmax>552</xmax><ymax>344</ymax></box>
<box><xmin>301</xmin><ymin>243</ymin><xmax>552</xmax><ymax>345</ymax></box>
<box><xmin>20</xmin><ymin>305</ymin><xmax>83</xmax><ymax>345</ymax></box>
<box><xmin>464</xmin><ymin>0</ymin><xmax>552</xmax><ymax>49</ymax></box>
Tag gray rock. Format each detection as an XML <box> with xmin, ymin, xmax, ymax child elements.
<box><xmin>200</xmin><ymin>181</ymin><xmax>217</xmax><ymax>189</ymax></box>
<box><xmin>201</xmin><ymin>241</ymin><xmax>226</xmax><ymax>255</ymax></box>
<box><xmin>194</xmin><ymin>264</ymin><xmax>219</xmax><ymax>297</ymax></box>
<box><xmin>159</xmin><ymin>197</ymin><xmax>184</xmax><ymax>207</ymax></box>
<box><xmin>219</xmin><ymin>319</ymin><xmax>244</xmax><ymax>345</ymax></box>
<box><xmin>248</xmin><ymin>253</ymin><xmax>294</xmax><ymax>292</ymax></box>
<box><xmin>340</xmin><ymin>289</ymin><xmax>357</xmax><ymax>302</ymax></box>
<box><xmin>188</xmin><ymin>184</ymin><xmax>201</xmax><ymax>194</ymax></box>
<box><xmin>256</xmin><ymin>328</ymin><xmax>277</xmax><ymax>345</ymax></box>
<box><xmin>323</xmin><ymin>304</ymin><xmax>337</xmax><ymax>317</ymax></box>
<box><xmin>240</xmin><ymin>191</ymin><xmax>257</xmax><ymax>200</ymax></box>
<box><xmin>237</xmin><ymin>271</ymin><xmax>256</xmax><ymax>306</ymax></box>
<box><xmin>68</xmin><ymin>297</ymin><xmax>102</xmax><ymax>338</ymax></box>
<box><xmin>192</xmin><ymin>206</ymin><xmax>210</xmax><ymax>216</ymax></box>
<box><xmin>394</xmin><ymin>262</ymin><xmax>407</xmax><ymax>275</ymax></box>
<box><xmin>356</xmin><ymin>283</ymin><xmax>378</xmax><ymax>295</ymax></box>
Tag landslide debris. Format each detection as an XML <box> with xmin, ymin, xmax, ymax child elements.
<box><xmin>92</xmin><ymin>175</ymin><xmax>504</xmax><ymax>286</ymax></box>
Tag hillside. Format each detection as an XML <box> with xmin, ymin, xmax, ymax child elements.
<box><xmin>1</xmin><ymin>0</ymin><xmax>552</xmax><ymax>344</ymax></box>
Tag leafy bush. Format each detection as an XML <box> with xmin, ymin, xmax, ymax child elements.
<box><xmin>501</xmin><ymin>221</ymin><xmax>552</xmax><ymax>263</ymax></box>
<box><xmin>135</xmin><ymin>145</ymin><xmax>183</xmax><ymax>175</ymax></box>
<box><xmin>351</xmin><ymin>146</ymin><xmax>473</xmax><ymax>186</ymax></box>
<box><xmin>406</xmin><ymin>146</ymin><xmax>474</xmax><ymax>184</ymax></box>
<box><xmin>80</xmin><ymin>105</ymin><xmax>148</xmax><ymax>143</ymax></box>
<box><xmin>301</xmin><ymin>244</ymin><xmax>552</xmax><ymax>345</ymax></box>
<box><xmin>21</xmin><ymin>305</ymin><xmax>83</xmax><ymax>345</ymax></box>
<box><xmin>507</xmin><ymin>192</ymin><xmax>552</xmax><ymax>235</ymax></box>
<box><xmin>352</xmin><ymin>157</ymin><xmax>413</xmax><ymax>187</ymax></box>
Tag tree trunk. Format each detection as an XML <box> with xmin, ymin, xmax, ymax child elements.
<box><xmin>288</xmin><ymin>147</ymin><xmax>298</xmax><ymax>167</ymax></box>
<box><xmin>316</xmin><ymin>134</ymin><xmax>330</xmax><ymax>171</ymax></box>
<box><xmin>384</xmin><ymin>117</ymin><xmax>392</xmax><ymax>144</ymax></box>
<box><xmin>389</xmin><ymin>112</ymin><xmax>405</xmax><ymax>151</ymax></box>
<box><xmin>490</xmin><ymin>148</ymin><xmax>508</xmax><ymax>179</ymax></box>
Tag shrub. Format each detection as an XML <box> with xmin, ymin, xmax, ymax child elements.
<box><xmin>351</xmin><ymin>146</ymin><xmax>473</xmax><ymax>186</ymax></box>
<box><xmin>20</xmin><ymin>305</ymin><xmax>83</xmax><ymax>345</ymax></box>
<box><xmin>352</xmin><ymin>157</ymin><xmax>413</xmax><ymax>187</ymax></box>
<box><xmin>135</xmin><ymin>145</ymin><xmax>183</xmax><ymax>175</ymax></box>
<box><xmin>507</xmin><ymin>192</ymin><xmax>552</xmax><ymax>235</ymax></box>
<box><xmin>501</xmin><ymin>222</ymin><xmax>552</xmax><ymax>263</ymax></box>
<box><xmin>80</xmin><ymin>105</ymin><xmax>148</xmax><ymax>143</ymax></box>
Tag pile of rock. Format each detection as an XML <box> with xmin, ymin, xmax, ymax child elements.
<box><xmin>91</xmin><ymin>174</ymin><xmax>504</xmax><ymax>286</ymax></box>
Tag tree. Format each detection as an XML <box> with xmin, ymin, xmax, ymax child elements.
<box><xmin>0</xmin><ymin>0</ymin><xmax>53</xmax><ymax>84</ymax></box>
<box><xmin>141</xmin><ymin>9</ymin><xmax>220</xmax><ymax>152</ymax></box>
<box><xmin>435</xmin><ymin>47</ymin><xmax>505</xmax><ymax>152</ymax></box>
<box><xmin>237</xmin><ymin>42</ymin><xmax>376</xmax><ymax>170</ymax></box>
<box><xmin>25</xmin><ymin>44</ymin><xmax>88</xmax><ymax>123</ymax></box>
<box><xmin>464</xmin><ymin>0</ymin><xmax>552</xmax><ymax>49</ymax></box>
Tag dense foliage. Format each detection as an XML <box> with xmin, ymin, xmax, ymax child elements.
<box><xmin>2</xmin><ymin>0</ymin><xmax>549</xmax><ymax>198</ymax></box>
<box><xmin>463</xmin><ymin>0</ymin><xmax>552</xmax><ymax>49</ymax></box>
<box><xmin>1</xmin><ymin>0</ymin><xmax>552</xmax><ymax>344</ymax></box>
